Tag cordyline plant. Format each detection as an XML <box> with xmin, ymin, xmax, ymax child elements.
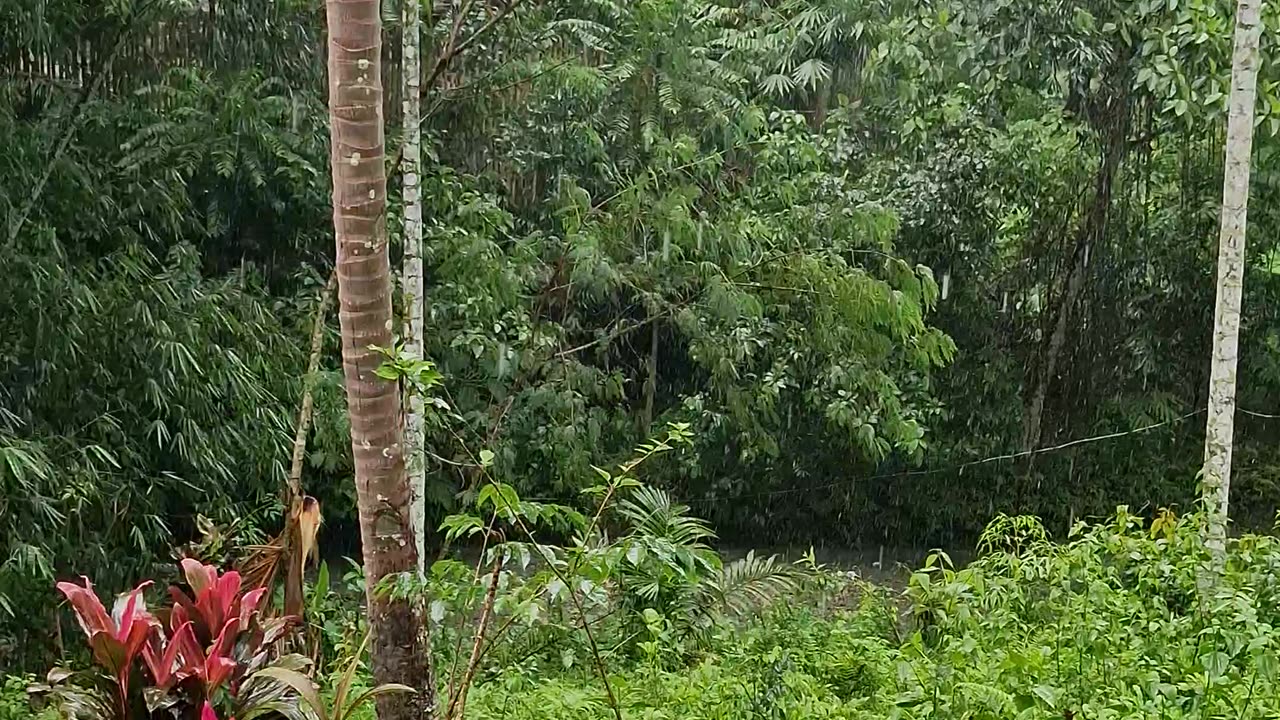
<box><xmin>35</xmin><ymin>559</ymin><xmax>307</xmax><ymax>720</ymax></box>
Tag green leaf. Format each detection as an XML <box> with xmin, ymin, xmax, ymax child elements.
<box><xmin>1202</xmin><ymin>651</ymin><xmax>1230</xmax><ymax>680</ymax></box>
<box><xmin>1031</xmin><ymin>685</ymin><xmax>1058</xmax><ymax>709</ymax></box>
<box><xmin>253</xmin><ymin>667</ymin><xmax>326</xmax><ymax>720</ymax></box>
<box><xmin>339</xmin><ymin>685</ymin><xmax>416</xmax><ymax>720</ymax></box>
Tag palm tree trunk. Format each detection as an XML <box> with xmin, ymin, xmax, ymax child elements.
<box><xmin>1203</xmin><ymin>0</ymin><xmax>1262</xmax><ymax>563</ymax></box>
<box><xmin>324</xmin><ymin>1</ymin><xmax>428</xmax><ymax>717</ymax></box>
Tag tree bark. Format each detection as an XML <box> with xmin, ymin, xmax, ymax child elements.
<box><xmin>1202</xmin><ymin>0</ymin><xmax>1262</xmax><ymax>562</ymax></box>
<box><xmin>324</xmin><ymin>1</ymin><xmax>429</xmax><ymax>717</ymax></box>
<box><xmin>401</xmin><ymin>1</ymin><xmax>437</xmax><ymax>715</ymax></box>
<box><xmin>402</xmin><ymin>0</ymin><xmax>427</xmax><ymax>579</ymax></box>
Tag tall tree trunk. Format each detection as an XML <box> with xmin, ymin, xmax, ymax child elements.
<box><xmin>401</xmin><ymin>1</ymin><xmax>438</xmax><ymax>715</ymax></box>
<box><xmin>1021</xmin><ymin>101</ymin><xmax>1128</xmax><ymax>455</ymax></box>
<box><xmin>324</xmin><ymin>1</ymin><xmax>428</xmax><ymax>718</ymax></box>
<box><xmin>1202</xmin><ymin>0</ymin><xmax>1262</xmax><ymax>562</ymax></box>
<box><xmin>402</xmin><ymin>0</ymin><xmax>427</xmax><ymax>578</ymax></box>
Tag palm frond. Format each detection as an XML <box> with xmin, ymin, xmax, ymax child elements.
<box><xmin>617</xmin><ymin>486</ymin><xmax>716</xmax><ymax>548</ymax></box>
<box><xmin>703</xmin><ymin>551</ymin><xmax>798</xmax><ymax>616</ymax></box>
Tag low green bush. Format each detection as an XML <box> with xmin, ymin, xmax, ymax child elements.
<box><xmin>1</xmin><ymin>675</ymin><xmax>56</xmax><ymax>720</ymax></box>
<box><xmin>450</xmin><ymin>508</ymin><xmax>1280</xmax><ymax>720</ymax></box>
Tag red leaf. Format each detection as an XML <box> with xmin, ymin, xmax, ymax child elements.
<box><xmin>238</xmin><ymin>588</ymin><xmax>266</xmax><ymax>628</ymax></box>
<box><xmin>56</xmin><ymin>578</ymin><xmax>113</xmax><ymax>638</ymax></box>
<box><xmin>170</xmin><ymin>602</ymin><xmax>193</xmax><ymax>634</ymax></box>
<box><xmin>204</xmin><ymin>655</ymin><xmax>237</xmax><ymax>695</ymax></box>
<box><xmin>58</xmin><ymin>577</ymin><xmax>159</xmax><ymax>689</ymax></box>
<box><xmin>171</xmin><ymin>621</ymin><xmax>206</xmax><ymax>674</ymax></box>
<box><xmin>214</xmin><ymin>571</ymin><xmax>242</xmax><ymax>622</ymax></box>
<box><xmin>143</xmin><ymin>621</ymin><xmax>199</xmax><ymax>690</ymax></box>
<box><xmin>200</xmin><ymin>701</ymin><xmax>220</xmax><ymax>720</ymax></box>
<box><xmin>110</xmin><ymin>581</ymin><xmax>154</xmax><ymax>631</ymax></box>
<box><xmin>209</xmin><ymin>618</ymin><xmax>238</xmax><ymax>661</ymax></box>
<box><xmin>113</xmin><ymin>584</ymin><xmax>159</xmax><ymax>663</ymax></box>
<box><xmin>87</xmin><ymin>632</ymin><xmax>129</xmax><ymax>675</ymax></box>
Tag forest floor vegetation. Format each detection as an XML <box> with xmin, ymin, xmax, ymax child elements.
<box><xmin>13</xmin><ymin>507</ymin><xmax>1280</xmax><ymax>720</ymax></box>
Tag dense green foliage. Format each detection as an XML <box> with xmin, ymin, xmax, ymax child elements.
<box><xmin>432</xmin><ymin>511</ymin><xmax>1280</xmax><ymax>719</ymax></box>
<box><xmin>267</xmin><ymin>510</ymin><xmax>1280</xmax><ymax>720</ymax></box>
<box><xmin>9</xmin><ymin>0</ymin><xmax>1280</xmax><ymax>680</ymax></box>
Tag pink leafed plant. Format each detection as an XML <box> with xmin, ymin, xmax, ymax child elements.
<box><xmin>56</xmin><ymin>577</ymin><xmax>158</xmax><ymax>712</ymax></box>
<box><xmin>48</xmin><ymin>559</ymin><xmax>300</xmax><ymax>720</ymax></box>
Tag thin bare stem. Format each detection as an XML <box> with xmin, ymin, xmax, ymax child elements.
<box><xmin>446</xmin><ymin>552</ymin><xmax>505</xmax><ymax>720</ymax></box>
<box><xmin>288</xmin><ymin>270</ymin><xmax>337</xmax><ymax>500</ymax></box>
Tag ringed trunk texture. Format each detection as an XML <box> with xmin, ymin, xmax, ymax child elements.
<box><xmin>1202</xmin><ymin>0</ymin><xmax>1262</xmax><ymax>561</ymax></box>
<box><xmin>324</xmin><ymin>1</ymin><xmax>428</xmax><ymax>717</ymax></box>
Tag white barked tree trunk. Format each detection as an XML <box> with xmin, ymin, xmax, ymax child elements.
<box><xmin>1202</xmin><ymin>0</ymin><xmax>1262</xmax><ymax>564</ymax></box>
<box><xmin>401</xmin><ymin>0</ymin><xmax>427</xmax><ymax>576</ymax></box>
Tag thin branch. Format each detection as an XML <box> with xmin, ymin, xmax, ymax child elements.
<box><xmin>440</xmin><ymin>0</ymin><xmax>478</xmax><ymax>77</ymax></box>
<box><xmin>505</xmin><ymin>510</ymin><xmax>624</xmax><ymax>720</ymax></box>
<box><xmin>731</xmin><ymin>282</ymin><xmax>819</xmax><ymax>295</ymax></box>
<box><xmin>444</xmin><ymin>512</ymin><xmax>498</xmax><ymax>710</ymax></box>
<box><xmin>590</xmin><ymin>151</ymin><xmax>727</xmax><ymax>213</ymax></box>
<box><xmin>426</xmin><ymin>449</ymin><xmax>481</xmax><ymax>468</ymax></box>
<box><xmin>446</xmin><ymin>551</ymin><xmax>504</xmax><ymax>720</ymax></box>
<box><xmin>384</xmin><ymin>0</ymin><xmax>529</xmax><ymax>195</ymax></box>
<box><xmin>425</xmin><ymin>55</ymin><xmax>576</xmax><ymax>119</ymax></box>
<box><xmin>473</xmin><ymin>605</ymin><xmax>624</xmax><ymax>684</ymax></box>
<box><xmin>554</xmin><ymin>249</ymin><xmax>809</xmax><ymax>359</ymax></box>
<box><xmin>694</xmin><ymin>409</ymin><xmax>1208</xmax><ymax>503</ymax></box>
<box><xmin>288</xmin><ymin>270</ymin><xmax>337</xmax><ymax>500</ymax></box>
<box><xmin>446</xmin><ymin>431</ymin><xmax>624</xmax><ymax>720</ymax></box>
<box><xmin>425</xmin><ymin>0</ymin><xmax>525</xmax><ymax>93</ymax></box>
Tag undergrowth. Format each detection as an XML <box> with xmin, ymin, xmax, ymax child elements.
<box><xmin>18</xmin><ymin>507</ymin><xmax>1280</xmax><ymax>719</ymax></box>
<box><xmin>454</xmin><ymin>509</ymin><xmax>1280</xmax><ymax>720</ymax></box>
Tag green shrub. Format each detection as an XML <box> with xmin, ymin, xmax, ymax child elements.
<box><xmin>0</xmin><ymin>675</ymin><xmax>55</xmax><ymax>720</ymax></box>
<box><xmin>454</xmin><ymin>508</ymin><xmax>1280</xmax><ymax>720</ymax></box>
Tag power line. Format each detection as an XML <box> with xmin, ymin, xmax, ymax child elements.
<box><xmin>690</xmin><ymin>408</ymin><xmax>1209</xmax><ymax>504</ymax></box>
<box><xmin>519</xmin><ymin>403</ymin><xmax>1280</xmax><ymax>507</ymax></box>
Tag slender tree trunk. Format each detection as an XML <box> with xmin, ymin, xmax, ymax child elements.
<box><xmin>642</xmin><ymin>320</ymin><xmax>659</xmax><ymax>430</ymax></box>
<box><xmin>402</xmin><ymin>0</ymin><xmax>427</xmax><ymax>578</ymax></box>
<box><xmin>1202</xmin><ymin>0</ymin><xmax>1262</xmax><ymax>562</ymax></box>
<box><xmin>324</xmin><ymin>2</ymin><xmax>428</xmax><ymax>718</ymax></box>
<box><xmin>401</xmin><ymin>1</ymin><xmax>437</xmax><ymax>716</ymax></box>
<box><xmin>288</xmin><ymin>271</ymin><xmax>338</xmax><ymax>500</ymax></box>
<box><xmin>285</xmin><ymin>270</ymin><xmax>337</xmax><ymax>620</ymax></box>
<box><xmin>6</xmin><ymin>0</ymin><xmax>150</xmax><ymax>247</ymax></box>
<box><xmin>1021</xmin><ymin>103</ymin><xmax>1128</xmax><ymax>455</ymax></box>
